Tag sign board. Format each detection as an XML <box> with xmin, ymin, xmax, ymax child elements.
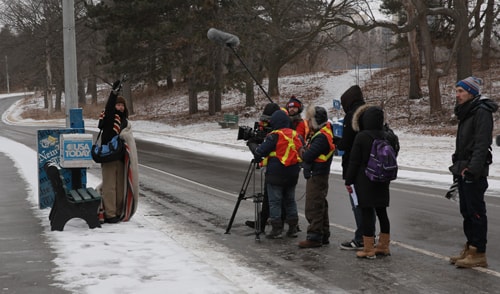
<box><xmin>332</xmin><ymin>119</ymin><xmax>344</xmax><ymax>157</ymax></box>
<box><xmin>60</xmin><ymin>133</ymin><xmax>93</xmax><ymax>168</ymax></box>
<box><xmin>333</xmin><ymin>99</ymin><xmax>341</xmax><ymax>110</ymax></box>
<box><xmin>37</xmin><ymin>129</ymin><xmax>87</xmax><ymax>209</ymax></box>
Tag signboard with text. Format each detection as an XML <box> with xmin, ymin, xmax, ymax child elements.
<box><xmin>60</xmin><ymin>133</ymin><xmax>93</xmax><ymax>168</ymax></box>
<box><xmin>37</xmin><ymin>129</ymin><xmax>87</xmax><ymax>209</ymax></box>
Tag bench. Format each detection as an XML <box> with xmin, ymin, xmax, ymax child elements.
<box><xmin>218</xmin><ymin>114</ymin><xmax>239</xmax><ymax>129</ymax></box>
<box><xmin>44</xmin><ymin>162</ymin><xmax>102</xmax><ymax>231</ymax></box>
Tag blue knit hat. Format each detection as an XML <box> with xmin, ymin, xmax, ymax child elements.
<box><xmin>456</xmin><ymin>76</ymin><xmax>482</xmax><ymax>96</ymax></box>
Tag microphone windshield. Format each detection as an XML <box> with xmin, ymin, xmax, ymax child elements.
<box><xmin>207</xmin><ymin>28</ymin><xmax>240</xmax><ymax>47</ymax></box>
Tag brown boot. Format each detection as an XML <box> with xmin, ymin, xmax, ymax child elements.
<box><xmin>374</xmin><ymin>233</ymin><xmax>391</xmax><ymax>256</ymax></box>
<box><xmin>455</xmin><ymin>246</ymin><xmax>488</xmax><ymax>268</ymax></box>
<box><xmin>298</xmin><ymin>239</ymin><xmax>322</xmax><ymax>248</ymax></box>
<box><xmin>356</xmin><ymin>236</ymin><xmax>376</xmax><ymax>259</ymax></box>
<box><xmin>449</xmin><ymin>243</ymin><xmax>469</xmax><ymax>264</ymax></box>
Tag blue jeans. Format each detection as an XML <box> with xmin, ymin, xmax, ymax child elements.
<box><xmin>458</xmin><ymin>177</ymin><xmax>488</xmax><ymax>252</ymax></box>
<box><xmin>266</xmin><ymin>183</ymin><xmax>298</xmax><ymax>223</ymax></box>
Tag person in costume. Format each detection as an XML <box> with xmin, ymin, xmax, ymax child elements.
<box><xmin>98</xmin><ymin>80</ymin><xmax>139</xmax><ymax>223</ymax></box>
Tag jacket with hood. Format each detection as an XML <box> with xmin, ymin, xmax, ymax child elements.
<box><xmin>449</xmin><ymin>96</ymin><xmax>498</xmax><ymax>179</ymax></box>
<box><xmin>337</xmin><ymin>85</ymin><xmax>365</xmax><ymax>179</ymax></box>
<box><xmin>344</xmin><ymin>105</ymin><xmax>390</xmax><ymax>208</ymax></box>
<box><xmin>302</xmin><ymin>106</ymin><xmax>334</xmax><ymax>177</ymax></box>
<box><xmin>255</xmin><ymin>110</ymin><xmax>302</xmax><ymax>186</ymax></box>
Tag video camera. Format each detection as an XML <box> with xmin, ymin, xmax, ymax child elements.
<box><xmin>237</xmin><ymin>121</ymin><xmax>272</xmax><ymax>143</ymax></box>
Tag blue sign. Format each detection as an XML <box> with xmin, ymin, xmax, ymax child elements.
<box><xmin>60</xmin><ymin>134</ymin><xmax>93</xmax><ymax>168</ymax></box>
<box><xmin>37</xmin><ymin>129</ymin><xmax>87</xmax><ymax>209</ymax></box>
<box><xmin>333</xmin><ymin>99</ymin><xmax>341</xmax><ymax>110</ymax></box>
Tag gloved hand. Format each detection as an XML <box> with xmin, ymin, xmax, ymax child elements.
<box><xmin>462</xmin><ymin>169</ymin><xmax>475</xmax><ymax>182</ymax></box>
<box><xmin>112</xmin><ymin>80</ymin><xmax>122</xmax><ymax>94</ymax></box>
<box><xmin>247</xmin><ymin>141</ymin><xmax>259</xmax><ymax>154</ymax></box>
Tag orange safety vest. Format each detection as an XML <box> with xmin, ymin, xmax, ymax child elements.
<box><xmin>310</xmin><ymin>124</ymin><xmax>335</xmax><ymax>162</ymax></box>
<box><xmin>262</xmin><ymin>129</ymin><xmax>302</xmax><ymax>167</ymax></box>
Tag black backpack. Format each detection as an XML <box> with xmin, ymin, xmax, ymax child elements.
<box><xmin>384</xmin><ymin>123</ymin><xmax>400</xmax><ymax>156</ymax></box>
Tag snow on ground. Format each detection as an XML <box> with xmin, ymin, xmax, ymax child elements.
<box><xmin>0</xmin><ymin>70</ymin><xmax>499</xmax><ymax>293</ymax></box>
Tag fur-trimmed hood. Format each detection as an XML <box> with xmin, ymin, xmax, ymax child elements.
<box><xmin>352</xmin><ymin>104</ymin><xmax>384</xmax><ymax>132</ymax></box>
<box><xmin>305</xmin><ymin>105</ymin><xmax>328</xmax><ymax>131</ymax></box>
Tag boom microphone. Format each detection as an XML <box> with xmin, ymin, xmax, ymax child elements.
<box><xmin>207</xmin><ymin>28</ymin><xmax>240</xmax><ymax>47</ymax></box>
<box><xmin>207</xmin><ymin>27</ymin><xmax>273</xmax><ymax>103</ymax></box>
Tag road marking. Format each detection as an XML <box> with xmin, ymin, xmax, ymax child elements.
<box><xmin>142</xmin><ymin>163</ymin><xmax>500</xmax><ymax>278</ymax></box>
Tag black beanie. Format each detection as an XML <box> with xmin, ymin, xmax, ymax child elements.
<box><xmin>262</xmin><ymin>103</ymin><xmax>280</xmax><ymax>116</ymax></box>
<box><xmin>314</xmin><ymin>106</ymin><xmax>328</xmax><ymax>125</ymax></box>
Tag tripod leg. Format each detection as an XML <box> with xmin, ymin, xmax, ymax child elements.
<box><xmin>254</xmin><ymin>192</ymin><xmax>263</xmax><ymax>241</ymax></box>
<box><xmin>225</xmin><ymin>160</ymin><xmax>256</xmax><ymax>234</ymax></box>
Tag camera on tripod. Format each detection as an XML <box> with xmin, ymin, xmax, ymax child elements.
<box><xmin>237</xmin><ymin>121</ymin><xmax>272</xmax><ymax>143</ymax></box>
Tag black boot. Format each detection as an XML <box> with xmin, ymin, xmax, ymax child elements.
<box><xmin>286</xmin><ymin>219</ymin><xmax>299</xmax><ymax>238</ymax></box>
<box><xmin>266</xmin><ymin>220</ymin><xmax>283</xmax><ymax>239</ymax></box>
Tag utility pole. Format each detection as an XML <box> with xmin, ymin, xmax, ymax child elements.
<box><xmin>5</xmin><ymin>56</ymin><xmax>9</xmax><ymax>93</ymax></box>
<box><xmin>62</xmin><ymin>0</ymin><xmax>78</xmax><ymax>127</ymax></box>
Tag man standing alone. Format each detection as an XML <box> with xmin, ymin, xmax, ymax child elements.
<box><xmin>449</xmin><ymin>76</ymin><xmax>497</xmax><ymax>268</ymax></box>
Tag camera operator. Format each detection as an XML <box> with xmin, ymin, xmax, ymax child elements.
<box><xmin>248</xmin><ymin>110</ymin><xmax>304</xmax><ymax>239</ymax></box>
<box><xmin>243</xmin><ymin>103</ymin><xmax>280</xmax><ymax>232</ymax></box>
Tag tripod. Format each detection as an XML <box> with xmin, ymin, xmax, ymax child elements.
<box><xmin>225</xmin><ymin>159</ymin><xmax>264</xmax><ymax>241</ymax></box>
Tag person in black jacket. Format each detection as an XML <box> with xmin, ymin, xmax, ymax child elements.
<box><xmin>250</xmin><ymin>110</ymin><xmax>303</xmax><ymax>239</ymax></box>
<box><xmin>449</xmin><ymin>76</ymin><xmax>498</xmax><ymax>268</ymax></box>
<box><xmin>98</xmin><ymin>81</ymin><xmax>129</xmax><ymax>224</ymax></box>
<box><xmin>344</xmin><ymin>105</ymin><xmax>391</xmax><ymax>259</ymax></box>
<box><xmin>337</xmin><ymin>85</ymin><xmax>375</xmax><ymax>251</ymax></box>
<box><xmin>245</xmin><ymin>102</ymin><xmax>281</xmax><ymax>232</ymax></box>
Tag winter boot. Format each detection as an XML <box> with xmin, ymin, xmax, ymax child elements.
<box><xmin>266</xmin><ymin>220</ymin><xmax>283</xmax><ymax>239</ymax></box>
<box><xmin>286</xmin><ymin>219</ymin><xmax>299</xmax><ymax>238</ymax></box>
<box><xmin>455</xmin><ymin>246</ymin><xmax>488</xmax><ymax>268</ymax></box>
<box><xmin>298</xmin><ymin>239</ymin><xmax>322</xmax><ymax>248</ymax></box>
<box><xmin>449</xmin><ymin>243</ymin><xmax>469</xmax><ymax>265</ymax></box>
<box><xmin>374</xmin><ymin>233</ymin><xmax>391</xmax><ymax>256</ymax></box>
<box><xmin>356</xmin><ymin>236</ymin><xmax>376</xmax><ymax>259</ymax></box>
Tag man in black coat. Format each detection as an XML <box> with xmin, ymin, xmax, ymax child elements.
<box><xmin>449</xmin><ymin>76</ymin><xmax>498</xmax><ymax>268</ymax></box>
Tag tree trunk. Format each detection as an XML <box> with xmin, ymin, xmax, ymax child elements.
<box><xmin>78</xmin><ymin>76</ymin><xmax>85</xmax><ymax>106</ymax></box>
<box><xmin>214</xmin><ymin>48</ymin><xmax>223</xmax><ymax>113</ymax></box>
<box><xmin>455</xmin><ymin>0</ymin><xmax>472</xmax><ymax>80</ymax></box>
<box><xmin>45</xmin><ymin>39</ymin><xmax>53</xmax><ymax>114</ymax></box>
<box><xmin>166</xmin><ymin>68</ymin><xmax>174</xmax><ymax>90</ymax></box>
<box><xmin>122</xmin><ymin>81</ymin><xmax>133</xmax><ymax>115</ymax></box>
<box><xmin>88</xmin><ymin>74</ymin><xmax>97</xmax><ymax>105</ymax></box>
<box><xmin>480</xmin><ymin>0</ymin><xmax>494</xmax><ymax>71</ymax></box>
<box><xmin>55</xmin><ymin>84</ymin><xmax>62</xmax><ymax>112</ymax></box>
<box><xmin>208</xmin><ymin>90</ymin><xmax>215</xmax><ymax>115</ymax></box>
<box><xmin>404</xmin><ymin>0</ymin><xmax>422</xmax><ymax>100</ymax></box>
<box><xmin>245</xmin><ymin>77</ymin><xmax>255</xmax><ymax>107</ymax></box>
<box><xmin>267</xmin><ymin>62</ymin><xmax>280</xmax><ymax>102</ymax></box>
<box><xmin>188</xmin><ymin>80</ymin><xmax>198</xmax><ymax>115</ymax></box>
<box><xmin>418</xmin><ymin>10</ymin><xmax>442</xmax><ymax>114</ymax></box>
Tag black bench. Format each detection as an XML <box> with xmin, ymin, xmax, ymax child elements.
<box><xmin>218</xmin><ymin>114</ymin><xmax>239</xmax><ymax>129</ymax></box>
<box><xmin>44</xmin><ymin>162</ymin><xmax>102</xmax><ymax>231</ymax></box>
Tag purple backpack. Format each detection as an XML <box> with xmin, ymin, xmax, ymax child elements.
<box><xmin>365</xmin><ymin>138</ymin><xmax>398</xmax><ymax>182</ymax></box>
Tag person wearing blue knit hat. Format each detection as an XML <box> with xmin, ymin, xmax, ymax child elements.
<box><xmin>455</xmin><ymin>76</ymin><xmax>482</xmax><ymax>97</ymax></box>
<box><xmin>449</xmin><ymin>76</ymin><xmax>498</xmax><ymax>268</ymax></box>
